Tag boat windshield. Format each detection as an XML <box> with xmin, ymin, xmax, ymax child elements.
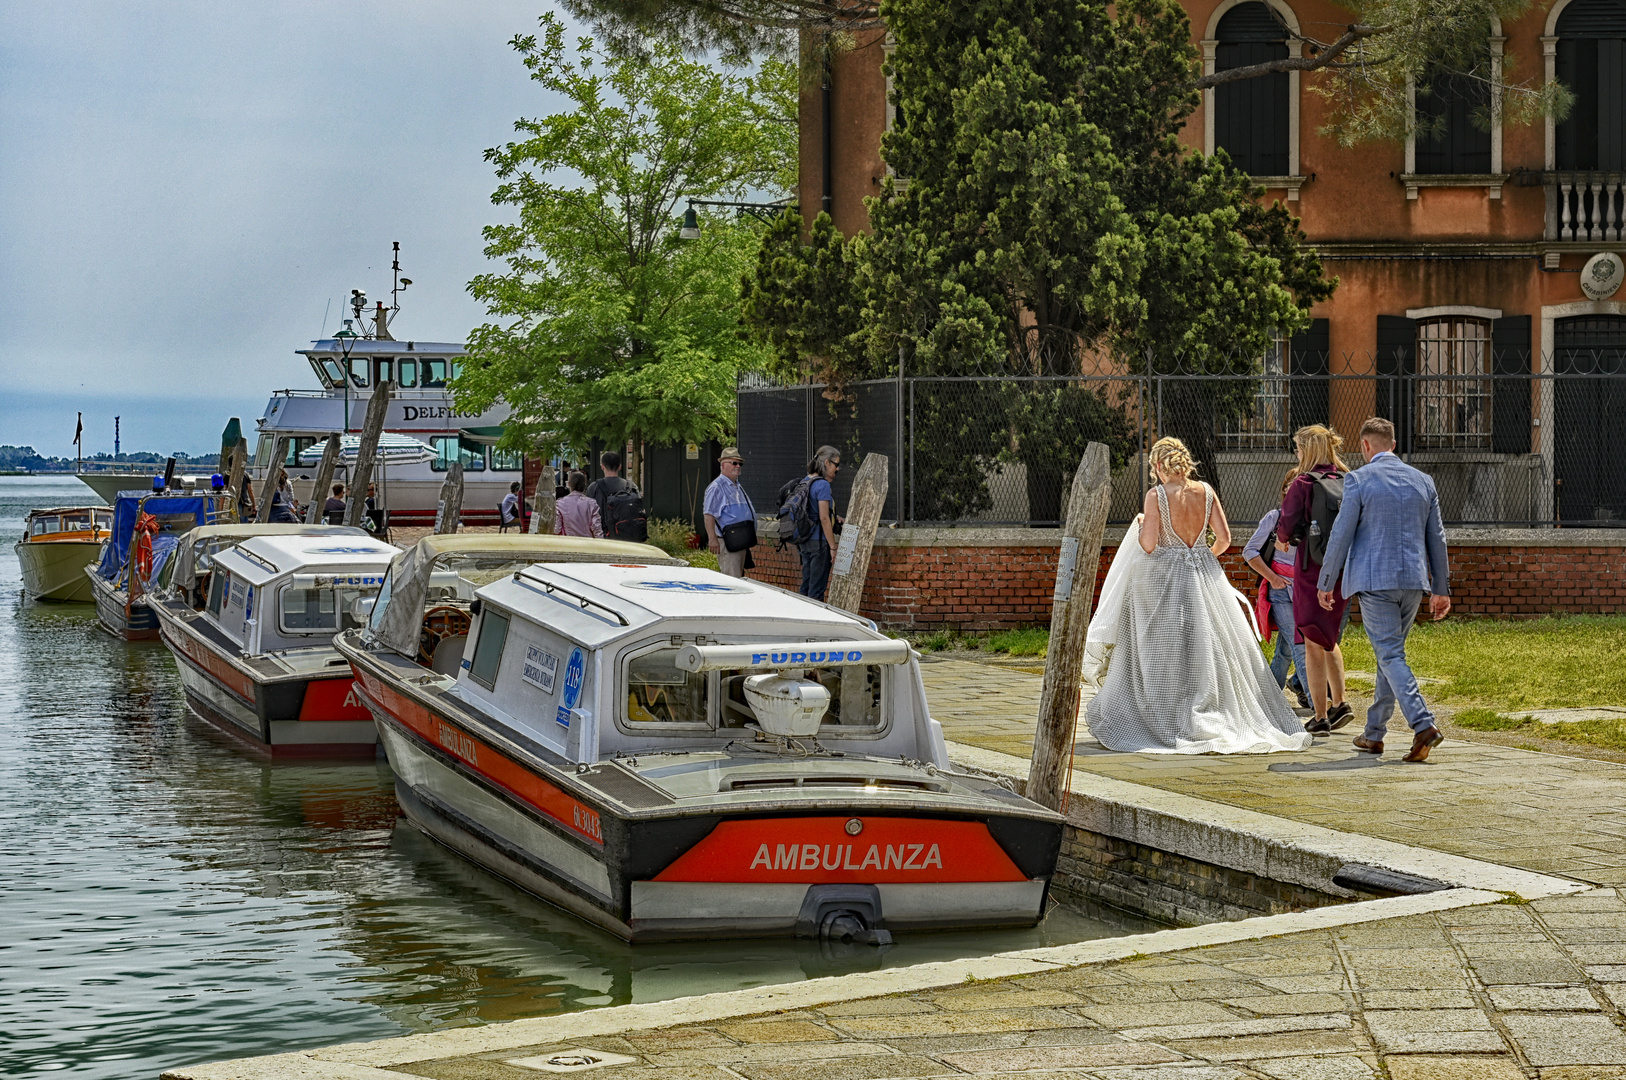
<box><xmin>281</xmin><ymin>583</ymin><xmax>380</xmax><ymax>634</ymax></box>
<box><xmin>623</xmin><ymin>647</ymin><xmax>885</xmax><ymax>733</ymax></box>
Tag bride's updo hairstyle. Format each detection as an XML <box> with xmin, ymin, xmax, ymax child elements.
<box><xmin>1293</xmin><ymin>425</ymin><xmax>1348</xmax><ymax>473</ymax></box>
<box><xmin>1150</xmin><ymin>437</ymin><xmax>1198</xmax><ymax>479</ymax></box>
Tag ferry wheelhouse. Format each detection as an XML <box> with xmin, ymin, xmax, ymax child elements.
<box><xmin>336</xmin><ymin>541</ymin><xmax>1063</xmax><ymax>943</ymax></box>
<box><xmin>16</xmin><ymin>505</ymin><xmax>112</xmax><ymax>602</ymax></box>
<box><xmin>84</xmin><ymin>489</ymin><xmax>236</xmax><ymax>639</ymax></box>
<box><xmin>150</xmin><ymin>529</ymin><xmax>397</xmax><ymax>757</ymax></box>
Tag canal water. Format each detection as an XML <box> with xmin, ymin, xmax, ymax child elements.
<box><xmin>0</xmin><ymin>475</ymin><xmax>1144</xmax><ymax>1079</ymax></box>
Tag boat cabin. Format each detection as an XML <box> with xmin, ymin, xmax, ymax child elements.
<box><xmin>204</xmin><ymin>533</ymin><xmax>398</xmax><ymax>655</ymax></box>
<box><xmin>25</xmin><ymin>506</ymin><xmax>112</xmax><ymax>541</ymax></box>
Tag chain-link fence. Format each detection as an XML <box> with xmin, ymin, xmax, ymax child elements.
<box><xmin>738</xmin><ymin>360</ymin><xmax>1626</xmax><ymax>529</ymax></box>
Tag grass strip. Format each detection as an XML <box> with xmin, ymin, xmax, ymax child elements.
<box><xmin>1453</xmin><ymin>707</ymin><xmax>1626</xmax><ymax>753</ymax></box>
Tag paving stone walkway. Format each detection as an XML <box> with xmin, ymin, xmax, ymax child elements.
<box><xmin>919</xmin><ymin>659</ymin><xmax>1626</xmax><ymax>887</ymax></box>
<box><xmin>377</xmin><ymin>890</ymin><xmax>1626</xmax><ymax>1080</ymax></box>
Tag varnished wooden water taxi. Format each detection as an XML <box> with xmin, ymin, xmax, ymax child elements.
<box><xmin>16</xmin><ymin>506</ymin><xmax>112</xmax><ymax>602</ymax></box>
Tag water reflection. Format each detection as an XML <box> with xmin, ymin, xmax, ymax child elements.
<box><xmin>0</xmin><ymin>477</ymin><xmax>1140</xmax><ymax>1080</ymax></box>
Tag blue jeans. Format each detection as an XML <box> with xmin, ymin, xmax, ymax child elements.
<box><xmin>799</xmin><ymin>539</ymin><xmax>831</xmax><ymax>601</ymax></box>
<box><xmin>1268</xmin><ymin>587</ymin><xmax>1306</xmax><ymax>692</ymax></box>
<box><xmin>1358</xmin><ymin>589</ymin><xmax>1436</xmax><ymax>741</ymax></box>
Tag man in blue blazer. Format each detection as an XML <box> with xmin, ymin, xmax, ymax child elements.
<box><xmin>1317</xmin><ymin>417</ymin><xmax>1451</xmax><ymax>762</ymax></box>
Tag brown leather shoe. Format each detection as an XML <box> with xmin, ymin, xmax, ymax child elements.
<box><xmin>1404</xmin><ymin>727</ymin><xmax>1444</xmax><ymax>763</ymax></box>
<box><xmin>1353</xmin><ymin>736</ymin><xmax>1384</xmax><ymax>754</ymax></box>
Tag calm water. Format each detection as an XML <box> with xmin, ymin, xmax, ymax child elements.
<box><xmin>0</xmin><ymin>475</ymin><xmax>1140</xmax><ymax>1079</ymax></box>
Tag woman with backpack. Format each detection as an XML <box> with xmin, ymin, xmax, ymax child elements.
<box><xmin>1277</xmin><ymin>425</ymin><xmax>1352</xmax><ymax>736</ymax></box>
<box><xmin>795</xmin><ymin>446</ymin><xmax>843</xmax><ymax>601</ymax></box>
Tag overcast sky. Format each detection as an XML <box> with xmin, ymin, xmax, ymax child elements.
<box><xmin>0</xmin><ymin>1</ymin><xmax>574</xmax><ymax>459</ymax></box>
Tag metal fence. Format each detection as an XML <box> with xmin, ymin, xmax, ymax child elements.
<box><xmin>737</xmin><ymin>362</ymin><xmax>1626</xmax><ymax>529</ymax></box>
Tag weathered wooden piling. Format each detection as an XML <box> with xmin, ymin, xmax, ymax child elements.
<box><xmin>227</xmin><ymin>438</ymin><xmax>250</xmax><ymax>521</ymax></box>
<box><xmin>305</xmin><ymin>434</ymin><xmax>342</xmax><ymax>525</ymax></box>
<box><xmin>825</xmin><ymin>453</ymin><xmax>889</xmax><ymax>615</ymax></box>
<box><xmin>528</xmin><ymin>472</ymin><xmax>556</xmax><ymax>535</ymax></box>
<box><xmin>434</xmin><ymin>463</ymin><xmax>464</xmax><ymax>535</ymax></box>
<box><xmin>255</xmin><ymin>436</ymin><xmax>289</xmax><ymax>524</ymax></box>
<box><xmin>344</xmin><ymin>382</ymin><xmax>393</xmax><ymax>529</ymax></box>
<box><xmin>1028</xmin><ymin>442</ymin><xmax>1113</xmax><ymax>812</ymax></box>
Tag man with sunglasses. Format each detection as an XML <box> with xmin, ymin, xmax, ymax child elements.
<box><xmin>704</xmin><ymin>447</ymin><xmax>755</xmax><ymax>577</ymax></box>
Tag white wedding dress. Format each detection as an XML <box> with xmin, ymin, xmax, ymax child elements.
<box><xmin>1083</xmin><ymin>484</ymin><xmax>1311</xmax><ymax>755</ymax></box>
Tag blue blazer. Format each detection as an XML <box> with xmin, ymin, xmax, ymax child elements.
<box><xmin>1316</xmin><ymin>453</ymin><xmax>1450</xmax><ymax>596</ymax></box>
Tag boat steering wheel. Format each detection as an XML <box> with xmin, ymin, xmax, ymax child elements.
<box><xmin>418</xmin><ymin>606</ymin><xmax>472</xmax><ymax>666</ymax></box>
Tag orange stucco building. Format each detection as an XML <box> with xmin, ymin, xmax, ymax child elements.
<box><xmin>798</xmin><ymin>0</ymin><xmax>1626</xmax><ymax>525</ymax></box>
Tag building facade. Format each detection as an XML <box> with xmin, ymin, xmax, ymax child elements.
<box><xmin>799</xmin><ymin>0</ymin><xmax>1626</xmax><ymax>528</ymax></box>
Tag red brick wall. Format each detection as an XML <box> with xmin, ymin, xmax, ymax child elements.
<box><xmin>747</xmin><ymin>537</ymin><xmax>1626</xmax><ymax>630</ymax></box>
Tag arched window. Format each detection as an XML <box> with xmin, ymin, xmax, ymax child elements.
<box><xmin>1214</xmin><ymin>2</ymin><xmax>1290</xmax><ymax>176</ymax></box>
<box><xmin>1556</xmin><ymin>0</ymin><xmax>1626</xmax><ymax>170</ymax></box>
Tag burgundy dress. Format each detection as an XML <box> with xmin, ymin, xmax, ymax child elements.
<box><xmin>1276</xmin><ymin>465</ymin><xmax>1348</xmax><ymax>650</ymax></box>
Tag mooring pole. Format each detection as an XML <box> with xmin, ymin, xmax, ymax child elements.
<box><xmin>825</xmin><ymin>452</ymin><xmax>889</xmax><ymax>615</ymax></box>
<box><xmin>255</xmin><ymin>436</ymin><xmax>289</xmax><ymax>523</ymax></box>
<box><xmin>528</xmin><ymin>468</ymin><xmax>556</xmax><ymax>535</ymax></box>
<box><xmin>228</xmin><ymin>438</ymin><xmax>250</xmax><ymax>521</ymax></box>
<box><xmin>434</xmin><ymin>462</ymin><xmax>464</xmax><ymax>535</ymax></box>
<box><xmin>1028</xmin><ymin>442</ymin><xmax>1113</xmax><ymax>812</ymax></box>
<box><xmin>305</xmin><ymin>434</ymin><xmax>343</xmax><ymax>525</ymax></box>
<box><xmin>345</xmin><ymin>382</ymin><xmax>393</xmax><ymax>529</ymax></box>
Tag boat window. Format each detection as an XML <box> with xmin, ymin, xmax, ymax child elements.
<box><xmin>626</xmin><ymin>648</ymin><xmax>709</xmax><ymax>726</ymax></box>
<box><xmin>468</xmin><ymin>608</ymin><xmax>510</xmax><ymax>688</ymax></box>
<box><xmin>280</xmin><ymin>583</ymin><xmax>377</xmax><ymax>634</ymax></box>
<box><xmin>208</xmin><ymin>570</ymin><xmax>229</xmax><ymax>618</ymax></box>
<box><xmin>61</xmin><ymin>512</ymin><xmax>93</xmax><ymax>531</ymax></box>
<box><xmin>398</xmin><ymin>359</ymin><xmax>418</xmax><ymax>388</ymax></box>
<box><xmin>31</xmin><ymin>517</ymin><xmax>61</xmax><ymax>536</ymax></box>
<box><xmin>94</xmin><ymin>511</ymin><xmax>112</xmax><ymax>530</ymax></box>
<box><xmin>450</xmin><ymin>360</ymin><xmax>464</xmax><ymax>381</ymax></box>
<box><xmin>491</xmin><ymin>446</ymin><xmax>524</xmax><ymax>472</ymax></box>
<box><xmin>719</xmin><ymin>664</ymin><xmax>885</xmax><ymax>732</ymax></box>
<box><xmin>430</xmin><ymin>436</ymin><xmax>487</xmax><ymax>473</ymax></box>
<box><xmin>320</xmin><ymin>359</ymin><xmax>345</xmax><ymax>386</ymax></box>
<box><xmin>349</xmin><ymin>357</ymin><xmax>370</xmax><ymax>388</ymax></box>
<box><xmin>284</xmin><ymin>437</ymin><xmax>315</xmax><ymax>467</ymax></box>
<box><xmin>422</xmin><ymin>359</ymin><xmax>447</xmax><ymax>388</ymax></box>
<box><xmin>374</xmin><ymin>358</ymin><xmax>393</xmax><ymax>385</ymax></box>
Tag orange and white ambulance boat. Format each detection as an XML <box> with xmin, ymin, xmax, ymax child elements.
<box><xmin>335</xmin><ymin>554</ymin><xmax>1063</xmax><ymax>942</ymax></box>
<box><xmin>150</xmin><ymin>530</ymin><xmax>398</xmax><ymax>757</ymax></box>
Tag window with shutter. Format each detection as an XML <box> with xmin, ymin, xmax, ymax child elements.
<box><xmin>1556</xmin><ymin>0</ymin><xmax>1626</xmax><ymax>170</ymax></box>
<box><xmin>1414</xmin><ymin>67</ymin><xmax>1493</xmax><ymax>174</ymax></box>
<box><xmin>1214</xmin><ymin>3</ymin><xmax>1290</xmax><ymax>177</ymax></box>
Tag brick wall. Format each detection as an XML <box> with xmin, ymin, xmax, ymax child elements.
<box><xmin>747</xmin><ymin>527</ymin><xmax>1625</xmax><ymax>630</ymax></box>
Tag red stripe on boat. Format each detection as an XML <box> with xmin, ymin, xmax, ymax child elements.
<box><xmin>653</xmin><ymin>817</ymin><xmax>1026</xmax><ymax>883</ymax></box>
<box><xmin>297</xmin><ymin>677</ymin><xmax>374</xmax><ymax>722</ymax></box>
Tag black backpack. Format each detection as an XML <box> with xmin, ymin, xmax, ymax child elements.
<box><xmin>776</xmin><ymin>475</ymin><xmax>817</xmax><ymax>548</ymax></box>
<box><xmin>598</xmin><ymin>478</ymin><xmax>647</xmax><ymax>542</ymax></box>
<box><xmin>1298</xmin><ymin>472</ymin><xmax>1345</xmax><ymax>566</ymax></box>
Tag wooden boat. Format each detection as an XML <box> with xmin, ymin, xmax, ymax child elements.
<box><xmin>16</xmin><ymin>506</ymin><xmax>113</xmax><ymax>602</ymax></box>
<box><xmin>149</xmin><ymin>528</ymin><xmax>397</xmax><ymax>757</ymax></box>
<box><xmin>335</xmin><ymin>537</ymin><xmax>1064</xmax><ymax>943</ymax></box>
<box><xmin>84</xmin><ymin>489</ymin><xmax>236</xmax><ymax>640</ymax></box>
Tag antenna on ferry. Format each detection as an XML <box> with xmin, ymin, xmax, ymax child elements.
<box><xmin>350</xmin><ymin>290</ymin><xmax>369</xmax><ymax>338</ymax></box>
<box><xmin>389</xmin><ymin>241</ymin><xmax>409</xmax><ymax>332</ymax></box>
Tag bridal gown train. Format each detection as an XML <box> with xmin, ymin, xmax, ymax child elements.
<box><xmin>1084</xmin><ymin>484</ymin><xmax>1311</xmax><ymax>755</ymax></box>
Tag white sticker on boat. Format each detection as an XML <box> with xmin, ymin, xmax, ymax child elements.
<box><xmin>522</xmin><ymin>645</ymin><xmax>560</xmax><ymax>695</ymax></box>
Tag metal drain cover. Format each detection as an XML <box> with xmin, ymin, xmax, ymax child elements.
<box><xmin>506</xmin><ymin>1048</ymin><xmax>636</xmax><ymax>1073</ymax></box>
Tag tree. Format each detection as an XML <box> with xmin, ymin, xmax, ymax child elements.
<box><xmin>454</xmin><ymin>15</ymin><xmax>795</xmax><ymax>476</ymax></box>
<box><xmin>565</xmin><ymin>0</ymin><xmax>1565</xmax><ymax>145</ymax></box>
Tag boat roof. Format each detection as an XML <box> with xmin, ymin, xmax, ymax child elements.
<box><xmin>299</xmin><ymin>339</ymin><xmax>465</xmax><ymax>355</ymax></box>
<box><xmin>212</xmin><ymin>532</ymin><xmax>398</xmax><ymax>587</ymax></box>
<box><xmin>477</xmin><ymin>561</ymin><xmax>874</xmax><ymax>650</ymax></box>
<box><xmin>27</xmin><ymin>506</ymin><xmax>109</xmax><ymax>517</ymax></box>
<box><xmin>168</xmin><ymin>524</ymin><xmax>371</xmax><ymax>593</ymax></box>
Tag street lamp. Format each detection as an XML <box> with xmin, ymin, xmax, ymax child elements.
<box><xmin>677</xmin><ymin>198</ymin><xmax>798</xmax><ymax>240</ymax></box>
<box><xmin>680</xmin><ymin>207</ymin><xmax>701</xmax><ymax>240</ymax></box>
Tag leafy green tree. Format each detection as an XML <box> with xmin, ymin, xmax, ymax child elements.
<box><xmin>454</xmin><ymin>15</ymin><xmax>795</xmax><ymax>474</ymax></box>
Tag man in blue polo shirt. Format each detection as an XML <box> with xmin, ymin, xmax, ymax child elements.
<box><xmin>703</xmin><ymin>446</ymin><xmax>755</xmax><ymax>577</ymax></box>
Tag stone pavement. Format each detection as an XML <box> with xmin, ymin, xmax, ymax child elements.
<box><xmin>919</xmin><ymin>659</ymin><xmax>1626</xmax><ymax>887</ymax></box>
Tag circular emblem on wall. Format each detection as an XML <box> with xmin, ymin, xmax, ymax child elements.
<box><xmin>1581</xmin><ymin>252</ymin><xmax>1624</xmax><ymax>301</ymax></box>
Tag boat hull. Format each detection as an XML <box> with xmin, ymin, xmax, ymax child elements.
<box><xmin>86</xmin><ymin>568</ymin><xmax>159</xmax><ymax>640</ymax></box>
<box><xmin>155</xmin><ymin>602</ymin><xmax>378</xmax><ymax>758</ymax></box>
<box><xmin>353</xmin><ymin>658</ymin><xmax>1058</xmax><ymax>942</ymax></box>
<box><xmin>17</xmin><ymin>539</ymin><xmax>102</xmax><ymax>602</ymax></box>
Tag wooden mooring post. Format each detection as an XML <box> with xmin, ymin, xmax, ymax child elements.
<box><xmin>434</xmin><ymin>462</ymin><xmax>464</xmax><ymax>535</ymax></box>
<box><xmin>1027</xmin><ymin>442</ymin><xmax>1113</xmax><ymax>812</ymax></box>
<box><xmin>345</xmin><ymin>382</ymin><xmax>393</xmax><ymax>529</ymax></box>
<box><xmin>305</xmin><ymin>434</ymin><xmax>342</xmax><ymax>525</ymax></box>
<box><xmin>825</xmin><ymin>453</ymin><xmax>889</xmax><ymax>615</ymax></box>
<box><xmin>227</xmin><ymin>438</ymin><xmax>250</xmax><ymax>521</ymax></box>
<box><xmin>528</xmin><ymin>470</ymin><xmax>555</xmax><ymax>535</ymax></box>
<box><xmin>255</xmin><ymin>435</ymin><xmax>289</xmax><ymax>524</ymax></box>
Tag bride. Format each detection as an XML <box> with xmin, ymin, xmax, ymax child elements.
<box><xmin>1084</xmin><ymin>437</ymin><xmax>1310</xmax><ymax>754</ymax></box>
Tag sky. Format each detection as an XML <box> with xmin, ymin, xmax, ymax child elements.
<box><xmin>0</xmin><ymin>1</ymin><xmax>575</xmax><ymax>459</ymax></box>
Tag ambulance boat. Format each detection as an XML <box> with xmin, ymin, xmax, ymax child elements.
<box><xmin>150</xmin><ymin>530</ymin><xmax>398</xmax><ymax>756</ymax></box>
<box><xmin>335</xmin><ymin>546</ymin><xmax>1063</xmax><ymax>942</ymax></box>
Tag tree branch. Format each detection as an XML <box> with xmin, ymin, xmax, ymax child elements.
<box><xmin>1188</xmin><ymin>24</ymin><xmax>1388</xmax><ymax>90</ymax></box>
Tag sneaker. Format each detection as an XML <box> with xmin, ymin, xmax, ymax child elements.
<box><xmin>1327</xmin><ymin>702</ymin><xmax>1355</xmax><ymax>731</ymax></box>
<box><xmin>1291</xmin><ymin>685</ymin><xmax>1311</xmax><ymax>710</ymax></box>
<box><xmin>1306</xmin><ymin>718</ymin><xmax>1332</xmax><ymax>736</ymax></box>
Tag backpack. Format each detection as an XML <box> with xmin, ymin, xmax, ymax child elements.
<box><xmin>598</xmin><ymin>479</ymin><xmax>647</xmax><ymax>542</ymax></box>
<box><xmin>776</xmin><ymin>475</ymin><xmax>817</xmax><ymax>548</ymax></box>
<box><xmin>1298</xmin><ymin>472</ymin><xmax>1345</xmax><ymax>566</ymax></box>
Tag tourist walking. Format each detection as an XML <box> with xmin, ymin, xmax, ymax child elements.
<box><xmin>703</xmin><ymin>447</ymin><xmax>756</xmax><ymax>578</ymax></box>
<box><xmin>798</xmin><ymin>446</ymin><xmax>843</xmax><ymax>601</ymax></box>
<box><xmin>1242</xmin><ymin>467</ymin><xmax>1309</xmax><ymax>709</ymax></box>
<box><xmin>1277</xmin><ymin>425</ymin><xmax>1353</xmax><ymax>736</ymax></box>
<box><xmin>1084</xmin><ymin>438</ymin><xmax>1310</xmax><ymax>755</ymax></box>
<box><xmin>587</xmin><ymin>450</ymin><xmax>647</xmax><ymax>541</ymax></box>
<box><xmin>554</xmin><ymin>472</ymin><xmax>603</xmax><ymax>538</ymax></box>
<box><xmin>1317</xmin><ymin>417</ymin><xmax>1451</xmax><ymax>761</ymax></box>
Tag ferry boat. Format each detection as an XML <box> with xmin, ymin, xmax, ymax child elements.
<box><xmin>85</xmin><ymin>488</ymin><xmax>237</xmax><ymax>639</ymax></box>
<box><xmin>150</xmin><ymin>530</ymin><xmax>398</xmax><ymax>757</ymax></box>
<box><xmin>16</xmin><ymin>505</ymin><xmax>112</xmax><ymax>602</ymax></box>
<box><xmin>335</xmin><ymin>541</ymin><xmax>1064</xmax><ymax>943</ymax></box>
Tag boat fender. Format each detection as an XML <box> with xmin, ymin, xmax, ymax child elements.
<box><xmin>470</xmin><ymin>597</ymin><xmax>482</xmax><ymax>616</ymax></box>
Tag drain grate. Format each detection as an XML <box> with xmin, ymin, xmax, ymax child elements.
<box><xmin>506</xmin><ymin>1048</ymin><xmax>637</xmax><ymax>1073</ymax></box>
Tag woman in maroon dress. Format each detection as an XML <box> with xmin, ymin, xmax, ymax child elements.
<box><xmin>1277</xmin><ymin>425</ymin><xmax>1353</xmax><ymax>735</ymax></box>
